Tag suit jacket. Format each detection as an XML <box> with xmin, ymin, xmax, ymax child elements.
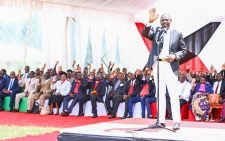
<box><xmin>139</xmin><ymin>79</ymin><xmax>156</xmax><ymax>98</ymax></box>
<box><xmin>142</xmin><ymin>26</ymin><xmax>187</xmax><ymax>75</ymax></box>
<box><xmin>37</xmin><ymin>78</ymin><xmax>52</xmax><ymax>95</ymax></box>
<box><xmin>0</xmin><ymin>77</ymin><xmax>6</xmax><ymax>91</ymax></box>
<box><xmin>112</xmin><ymin>80</ymin><xmax>126</xmax><ymax>95</ymax></box>
<box><xmin>70</xmin><ymin>79</ymin><xmax>88</xmax><ymax>95</ymax></box>
<box><xmin>24</xmin><ymin>77</ymin><xmax>40</xmax><ymax>94</ymax></box>
<box><xmin>124</xmin><ymin>79</ymin><xmax>141</xmax><ymax>97</ymax></box>
<box><xmin>213</xmin><ymin>80</ymin><xmax>225</xmax><ymax>98</ymax></box>
<box><xmin>88</xmin><ymin>80</ymin><xmax>106</xmax><ymax>97</ymax></box>
<box><xmin>4</xmin><ymin>78</ymin><xmax>20</xmax><ymax>94</ymax></box>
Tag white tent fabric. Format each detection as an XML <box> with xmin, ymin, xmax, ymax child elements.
<box><xmin>40</xmin><ymin>0</ymin><xmax>156</xmax><ymax>14</ymax></box>
<box><xmin>1</xmin><ymin>0</ymin><xmax>225</xmax><ymax>72</ymax></box>
<box><xmin>0</xmin><ymin>0</ymin><xmax>151</xmax><ymax>72</ymax></box>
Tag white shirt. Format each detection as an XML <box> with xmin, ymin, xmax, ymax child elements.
<box><xmin>159</xmin><ymin>28</ymin><xmax>170</xmax><ymax>59</ymax></box>
<box><xmin>51</xmin><ymin>80</ymin><xmax>71</xmax><ymax>96</ymax></box>
<box><xmin>179</xmin><ymin>80</ymin><xmax>192</xmax><ymax>102</ymax></box>
<box><xmin>213</xmin><ymin>81</ymin><xmax>222</xmax><ymax>94</ymax></box>
<box><xmin>8</xmin><ymin>78</ymin><xmax>15</xmax><ymax>90</ymax></box>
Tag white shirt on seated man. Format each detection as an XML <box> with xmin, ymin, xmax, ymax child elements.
<box><xmin>178</xmin><ymin>73</ymin><xmax>192</xmax><ymax>108</ymax></box>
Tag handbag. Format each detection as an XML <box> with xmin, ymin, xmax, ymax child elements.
<box><xmin>208</xmin><ymin>93</ymin><xmax>220</xmax><ymax>104</ymax></box>
<box><xmin>40</xmin><ymin>106</ymin><xmax>50</xmax><ymax>115</ymax></box>
<box><xmin>32</xmin><ymin>102</ymin><xmax>40</xmax><ymax>114</ymax></box>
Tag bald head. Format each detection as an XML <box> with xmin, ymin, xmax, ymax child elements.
<box><xmin>160</xmin><ymin>13</ymin><xmax>172</xmax><ymax>29</ymax></box>
<box><xmin>10</xmin><ymin>71</ymin><xmax>16</xmax><ymax>79</ymax></box>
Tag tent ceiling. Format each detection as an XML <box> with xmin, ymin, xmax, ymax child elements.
<box><xmin>40</xmin><ymin>0</ymin><xmax>156</xmax><ymax>13</ymax></box>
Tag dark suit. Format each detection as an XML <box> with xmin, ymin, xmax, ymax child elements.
<box><xmin>0</xmin><ymin>77</ymin><xmax>6</xmax><ymax>92</ymax></box>
<box><xmin>0</xmin><ymin>78</ymin><xmax>20</xmax><ymax>110</ymax></box>
<box><xmin>105</xmin><ymin>78</ymin><xmax>126</xmax><ymax>116</ymax></box>
<box><xmin>88</xmin><ymin>80</ymin><xmax>106</xmax><ymax>115</ymax></box>
<box><xmin>105</xmin><ymin>78</ymin><xmax>118</xmax><ymax>114</ymax></box>
<box><xmin>111</xmin><ymin>80</ymin><xmax>126</xmax><ymax>117</ymax></box>
<box><xmin>139</xmin><ymin>79</ymin><xmax>156</xmax><ymax>117</ymax></box>
<box><xmin>219</xmin><ymin>81</ymin><xmax>225</xmax><ymax>99</ymax></box>
<box><xmin>63</xmin><ymin>79</ymin><xmax>89</xmax><ymax>115</ymax></box>
<box><xmin>123</xmin><ymin>79</ymin><xmax>141</xmax><ymax>117</ymax></box>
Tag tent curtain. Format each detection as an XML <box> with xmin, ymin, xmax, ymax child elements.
<box><xmin>0</xmin><ymin>1</ymin><xmax>150</xmax><ymax>72</ymax></box>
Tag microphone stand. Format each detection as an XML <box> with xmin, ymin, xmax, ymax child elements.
<box><xmin>135</xmin><ymin>29</ymin><xmax>175</xmax><ymax>132</ymax></box>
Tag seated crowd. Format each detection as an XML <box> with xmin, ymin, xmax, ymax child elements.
<box><xmin>0</xmin><ymin>61</ymin><xmax>225</xmax><ymax>122</ymax></box>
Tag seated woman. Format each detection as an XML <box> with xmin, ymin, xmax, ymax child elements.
<box><xmin>48</xmin><ymin>72</ymin><xmax>71</xmax><ymax>115</ymax></box>
<box><xmin>190</xmin><ymin>76</ymin><xmax>214</xmax><ymax>121</ymax></box>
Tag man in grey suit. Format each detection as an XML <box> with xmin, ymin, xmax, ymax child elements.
<box><xmin>142</xmin><ymin>8</ymin><xmax>187</xmax><ymax>130</ymax></box>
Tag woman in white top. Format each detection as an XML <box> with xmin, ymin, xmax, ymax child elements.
<box><xmin>48</xmin><ymin>72</ymin><xmax>71</xmax><ymax>115</ymax></box>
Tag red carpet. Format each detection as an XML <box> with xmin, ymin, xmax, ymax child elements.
<box><xmin>0</xmin><ymin>111</ymin><xmax>117</xmax><ymax>128</ymax></box>
<box><xmin>0</xmin><ymin>111</ymin><xmax>118</xmax><ymax>141</ymax></box>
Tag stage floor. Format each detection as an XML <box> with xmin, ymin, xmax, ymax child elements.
<box><xmin>59</xmin><ymin>118</ymin><xmax>225</xmax><ymax>141</ymax></box>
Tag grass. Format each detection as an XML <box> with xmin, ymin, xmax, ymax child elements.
<box><xmin>0</xmin><ymin>125</ymin><xmax>60</xmax><ymax>140</ymax></box>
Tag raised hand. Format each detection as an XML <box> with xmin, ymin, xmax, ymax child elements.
<box><xmin>149</xmin><ymin>7</ymin><xmax>159</xmax><ymax>23</ymax></box>
<box><xmin>55</xmin><ymin>61</ymin><xmax>59</xmax><ymax>65</ymax></box>
<box><xmin>72</xmin><ymin>60</ymin><xmax>76</xmax><ymax>67</ymax></box>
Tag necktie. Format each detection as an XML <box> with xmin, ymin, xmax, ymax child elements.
<box><xmin>215</xmin><ymin>82</ymin><xmax>220</xmax><ymax>94</ymax></box>
<box><xmin>8</xmin><ymin>79</ymin><xmax>13</xmax><ymax>90</ymax></box>
<box><xmin>128</xmin><ymin>80</ymin><xmax>134</xmax><ymax>95</ymax></box>
<box><xmin>74</xmin><ymin>81</ymin><xmax>80</xmax><ymax>94</ymax></box>
<box><xmin>94</xmin><ymin>81</ymin><xmax>99</xmax><ymax>89</ymax></box>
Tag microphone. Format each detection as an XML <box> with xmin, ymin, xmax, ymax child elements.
<box><xmin>161</xmin><ymin>27</ymin><xmax>167</xmax><ymax>33</ymax></box>
<box><xmin>156</xmin><ymin>27</ymin><xmax>167</xmax><ymax>43</ymax></box>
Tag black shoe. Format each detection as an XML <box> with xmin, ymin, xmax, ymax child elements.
<box><xmin>107</xmin><ymin>112</ymin><xmax>112</xmax><ymax>115</ymax></box>
<box><xmin>149</xmin><ymin>122</ymin><xmax>166</xmax><ymax>128</ymax></box>
<box><xmin>0</xmin><ymin>109</ymin><xmax>3</xmax><ymax>111</ymax></box>
<box><xmin>9</xmin><ymin>109</ymin><xmax>13</xmax><ymax>112</ymax></box>
<box><xmin>78</xmin><ymin>113</ymin><xmax>84</xmax><ymax>117</ymax></box>
<box><xmin>120</xmin><ymin>116</ymin><xmax>126</xmax><ymax>119</ymax></box>
<box><xmin>27</xmin><ymin>110</ymin><xmax>32</xmax><ymax>113</ymax></box>
<box><xmin>108</xmin><ymin>115</ymin><xmax>116</xmax><ymax>119</ymax></box>
<box><xmin>13</xmin><ymin>109</ymin><xmax>19</xmax><ymax>112</ymax></box>
<box><xmin>92</xmin><ymin>114</ymin><xmax>98</xmax><ymax>118</ymax></box>
<box><xmin>147</xmin><ymin>115</ymin><xmax>153</xmax><ymax>119</ymax></box>
<box><xmin>61</xmin><ymin>112</ymin><xmax>69</xmax><ymax>116</ymax></box>
<box><xmin>127</xmin><ymin>115</ymin><xmax>133</xmax><ymax>118</ymax></box>
<box><xmin>173</xmin><ymin>122</ymin><xmax>180</xmax><ymax>130</ymax></box>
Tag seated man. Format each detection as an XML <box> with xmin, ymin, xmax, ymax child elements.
<box><xmin>61</xmin><ymin>72</ymin><xmax>88</xmax><ymax>116</ymax></box>
<box><xmin>89</xmin><ymin>75</ymin><xmax>106</xmax><ymax>118</ymax></box>
<box><xmin>27</xmin><ymin>72</ymin><xmax>52</xmax><ymax>113</ymax></box>
<box><xmin>108</xmin><ymin>72</ymin><xmax>126</xmax><ymax>119</ymax></box>
<box><xmin>122</xmin><ymin>72</ymin><xmax>141</xmax><ymax>119</ymax></box>
<box><xmin>105</xmin><ymin>72</ymin><xmax>118</xmax><ymax>115</ymax></box>
<box><xmin>0</xmin><ymin>71</ymin><xmax>19</xmax><ymax>111</ymax></box>
<box><xmin>212</xmin><ymin>73</ymin><xmax>225</xmax><ymax>121</ymax></box>
<box><xmin>0</xmin><ymin>70</ymin><xmax>6</xmax><ymax>95</ymax></box>
<box><xmin>14</xmin><ymin>71</ymin><xmax>39</xmax><ymax>112</ymax></box>
<box><xmin>178</xmin><ymin>73</ymin><xmax>192</xmax><ymax>108</ymax></box>
<box><xmin>138</xmin><ymin>70</ymin><xmax>156</xmax><ymax>118</ymax></box>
